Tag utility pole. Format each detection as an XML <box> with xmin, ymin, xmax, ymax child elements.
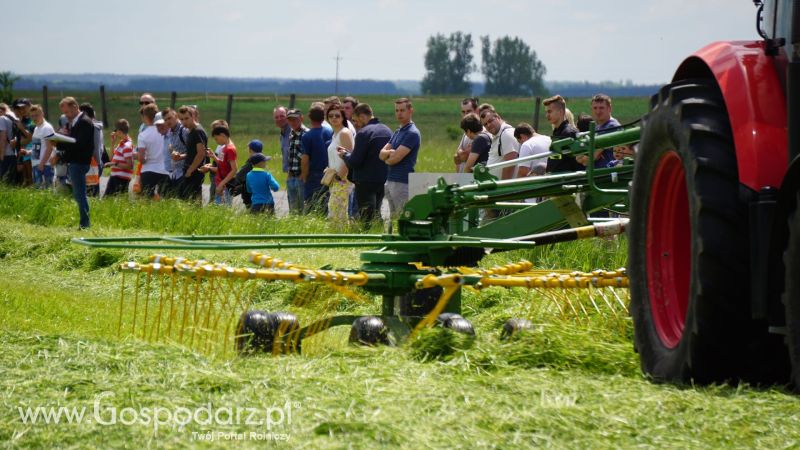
<box><xmin>334</xmin><ymin>51</ymin><xmax>343</xmax><ymax>95</ymax></box>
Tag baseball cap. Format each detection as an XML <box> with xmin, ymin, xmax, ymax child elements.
<box><xmin>154</xmin><ymin>118</ymin><xmax>165</xmax><ymax>125</ymax></box>
<box><xmin>286</xmin><ymin>108</ymin><xmax>302</xmax><ymax>118</ymax></box>
<box><xmin>248</xmin><ymin>153</ymin><xmax>271</xmax><ymax>165</ymax></box>
<box><xmin>12</xmin><ymin>98</ymin><xmax>31</xmax><ymax>109</ymax></box>
<box><xmin>248</xmin><ymin>139</ymin><xmax>263</xmax><ymax>153</ymax></box>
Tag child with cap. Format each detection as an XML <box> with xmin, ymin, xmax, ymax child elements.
<box><xmin>246</xmin><ymin>152</ymin><xmax>280</xmax><ymax>215</ymax></box>
<box><xmin>232</xmin><ymin>139</ymin><xmax>263</xmax><ymax>209</ymax></box>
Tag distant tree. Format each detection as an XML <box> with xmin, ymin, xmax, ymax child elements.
<box><xmin>421</xmin><ymin>32</ymin><xmax>475</xmax><ymax>95</ymax></box>
<box><xmin>480</xmin><ymin>36</ymin><xmax>547</xmax><ymax>97</ymax></box>
<box><xmin>0</xmin><ymin>71</ymin><xmax>20</xmax><ymax>104</ymax></box>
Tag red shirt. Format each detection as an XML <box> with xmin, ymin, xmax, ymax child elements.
<box><xmin>214</xmin><ymin>143</ymin><xmax>237</xmax><ymax>184</ymax></box>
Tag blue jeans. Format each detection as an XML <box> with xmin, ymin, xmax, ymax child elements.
<box><xmin>214</xmin><ymin>187</ymin><xmax>232</xmax><ymax>205</ymax></box>
<box><xmin>348</xmin><ymin>189</ymin><xmax>358</xmax><ymax>219</ymax></box>
<box><xmin>67</xmin><ymin>163</ymin><xmax>91</xmax><ymax>228</ymax></box>
<box><xmin>286</xmin><ymin>177</ymin><xmax>304</xmax><ymax>215</ymax></box>
<box><xmin>33</xmin><ymin>165</ymin><xmax>54</xmax><ymax>189</ymax></box>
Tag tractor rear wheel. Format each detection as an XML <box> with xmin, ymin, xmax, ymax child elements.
<box><xmin>783</xmin><ymin>193</ymin><xmax>800</xmax><ymax>389</ymax></box>
<box><xmin>629</xmin><ymin>79</ymin><xmax>786</xmax><ymax>384</ymax></box>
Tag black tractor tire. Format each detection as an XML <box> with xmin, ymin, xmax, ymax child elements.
<box><xmin>783</xmin><ymin>193</ymin><xmax>800</xmax><ymax>389</ymax></box>
<box><xmin>629</xmin><ymin>78</ymin><xmax>787</xmax><ymax>384</ymax></box>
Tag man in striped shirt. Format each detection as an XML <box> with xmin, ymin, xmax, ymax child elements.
<box><xmin>103</xmin><ymin>119</ymin><xmax>134</xmax><ymax>197</ymax></box>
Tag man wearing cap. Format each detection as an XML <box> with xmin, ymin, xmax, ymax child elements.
<box><xmin>56</xmin><ymin>96</ymin><xmax>95</xmax><ymax>229</ymax></box>
<box><xmin>232</xmin><ymin>139</ymin><xmax>264</xmax><ymax>209</ymax></box>
<box><xmin>137</xmin><ymin>103</ymin><xmax>169</xmax><ymax>199</ymax></box>
<box><xmin>246</xmin><ymin>152</ymin><xmax>280</xmax><ymax>215</ymax></box>
<box><xmin>285</xmin><ymin>108</ymin><xmax>307</xmax><ymax>214</ymax></box>
<box><xmin>11</xmin><ymin>99</ymin><xmax>34</xmax><ymax>186</ymax></box>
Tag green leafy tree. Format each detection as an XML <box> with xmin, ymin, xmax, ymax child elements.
<box><xmin>421</xmin><ymin>32</ymin><xmax>475</xmax><ymax>95</ymax></box>
<box><xmin>480</xmin><ymin>36</ymin><xmax>547</xmax><ymax>97</ymax></box>
<box><xmin>0</xmin><ymin>71</ymin><xmax>20</xmax><ymax>105</ymax></box>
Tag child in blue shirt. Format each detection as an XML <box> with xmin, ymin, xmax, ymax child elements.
<box><xmin>246</xmin><ymin>153</ymin><xmax>280</xmax><ymax>214</ymax></box>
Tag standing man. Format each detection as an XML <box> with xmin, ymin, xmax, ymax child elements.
<box><xmin>176</xmin><ymin>105</ymin><xmax>208</xmax><ymax>202</ymax></box>
<box><xmin>285</xmin><ymin>108</ymin><xmax>308</xmax><ymax>214</ymax></box>
<box><xmin>300</xmin><ymin>103</ymin><xmax>332</xmax><ymax>215</ymax></box>
<box><xmin>543</xmin><ymin>95</ymin><xmax>582</xmax><ymax>173</ymax></box>
<box><xmin>479</xmin><ymin>109</ymin><xmax>519</xmax><ymax>179</ymax></box>
<box><xmin>56</xmin><ymin>97</ymin><xmax>95</xmax><ymax>229</ymax></box>
<box><xmin>453</xmin><ymin>97</ymin><xmax>478</xmax><ymax>172</ymax></box>
<box><xmin>379</xmin><ymin>98</ymin><xmax>421</xmax><ymax>218</ymax></box>
<box><xmin>339</xmin><ymin>103</ymin><xmax>391</xmax><ymax>228</ymax></box>
<box><xmin>0</xmin><ymin>103</ymin><xmax>15</xmax><ymax>184</ymax></box>
<box><xmin>161</xmin><ymin>108</ymin><xmax>187</xmax><ymax>197</ymax></box>
<box><xmin>137</xmin><ymin>93</ymin><xmax>161</xmax><ymax>132</ymax></box>
<box><xmin>137</xmin><ymin>104</ymin><xmax>169</xmax><ymax>199</ymax></box>
<box><xmin>342</xmin><ymin>97</ymin><xmax>358</xmax><ymax>123</ymax></box>
<box><xmin>11</xmin><ymin>99</ymin><xmax>34</xmax><ymax>186</ymax></box>
<box><xmin>578</xmin><ymin>93</ymin><xmax>622</xmax><ymax>168</ymax></box>
<box><xmin>273</xmin><ymin>106</ymin><xmax>291</xmax><ymax>177</ymax></box>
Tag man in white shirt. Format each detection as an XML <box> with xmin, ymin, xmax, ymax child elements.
<box><xmin>514</xmin><ymin>123</ymin><xmax>551</xmax><ymax>178</ymax></box>
<box><xmin>480</xmin><ymin>109</ymin><xmax>519</xmax><ymax>179</ymax></box>
<box><xmin>137</xmin><ymin>103</ymin><xmax>169</xmax><ymax>199</ymax></box>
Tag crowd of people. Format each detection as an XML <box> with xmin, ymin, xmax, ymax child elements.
<box><xmin>0</xmin><ymin>91</ymin><xmax>633</xmax><ymax>229</ymax></box>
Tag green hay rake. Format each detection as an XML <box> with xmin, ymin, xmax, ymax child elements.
<box><xmin>74</xmin><ymin>123</ymin><xmax>640</xmax><ymax>356</ymax></box>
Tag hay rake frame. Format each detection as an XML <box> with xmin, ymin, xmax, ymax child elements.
<box><xmin>74</xmin><ymin>124</ymin><xmax>640</xmax><ymax>355</ymax></box>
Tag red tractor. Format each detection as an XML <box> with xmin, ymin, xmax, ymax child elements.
<box><xmin>629</xmin><ymin>0</ymin><xmax>800</xmax><ymax>387</ymax></box>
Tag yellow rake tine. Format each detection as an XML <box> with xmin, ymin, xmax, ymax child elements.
<box><xmin>117</xmin><ymin>271</ymin><xmax>127</xmax><ymax>338</ymax></box>
<box><xmin>165</xmin><ymin>274</ymin><xmax>177</xmax><ymax>340</ymax></box>
<box><xmin>611</xmin><ymin>287</ymin><xmax>629</xmax><ymax>313</ymax></box>
<box><xmin>179</xmin><ymin>276</ymin><xmax>191</xmax><ymax>344</ymax></box>
<box><xmin>131</xmin><ymin>272</ymin><xmax>141</xmax><ymax>336</ymax></box>
<box><xmin>150</xmin><ymin>275</ymin><xmax>167</xmax><ymax>342</ymax></box>
<box><xmin>189</xmin><ymin>276</ymin><xmax>202</xmax><ymax>347</ymax></box>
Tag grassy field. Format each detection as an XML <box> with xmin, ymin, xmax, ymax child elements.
<box><xmin>2</xmin><ymin>92</ymin><xmax>798</xmax><ymax>448</ymax></box>
<box><xmin>0</xmin><ymin>187</ymin><xmax>798</xmax><ymax>448</ymax></box>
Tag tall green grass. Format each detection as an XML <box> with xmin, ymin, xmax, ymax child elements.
<box><xmin>2</xmin><ymin>154</ymin><xmax>798</xmax><ymax>447</ymax></box>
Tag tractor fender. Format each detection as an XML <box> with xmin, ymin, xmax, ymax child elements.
<box><xmin>673</xmin><ymin>41</ymin><xmax>788</xmax><ymax>192</ymax></box>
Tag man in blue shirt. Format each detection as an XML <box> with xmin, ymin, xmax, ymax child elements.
<box><xmin>379</xmin><ymin>98</ymin><xmax>421</xmax><ymax>219</ymax></box>
<box><xmin>340</xmin><ymin>103</ymin><xmax>392</xmax><ymax>228</ymax></box>
<box><xmin>577</xmin><ymin>93</ymin><xmax>622</xmax><ymax>168</ymax></box>
<box><xmin>300</xmin><ymin>103</ymin><xmax>332</xmax><ymax>215</ymax></box>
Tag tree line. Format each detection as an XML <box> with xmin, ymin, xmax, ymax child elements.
<box><xmin>421</xmin><ymin>33</ymin><xmax>547</xmax><ymax>97</ymax></box>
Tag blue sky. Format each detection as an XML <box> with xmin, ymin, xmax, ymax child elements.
<box><xmin>7</xmin><ymin>0</ymin><xmax>757</xmax><ymax>84</ymax></box>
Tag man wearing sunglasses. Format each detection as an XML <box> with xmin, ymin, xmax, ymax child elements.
<box><xmin>137</xmin><ymin>93</ymin><xmax>161</xmax><ymax>133</ymax></box>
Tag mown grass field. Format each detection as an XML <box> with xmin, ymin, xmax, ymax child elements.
<box><xmin>2</xmin><ymin>92</ymin><xmax>799</xmax><ymax>448</ymax></box>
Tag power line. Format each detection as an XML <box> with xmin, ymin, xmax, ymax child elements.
<box><xmin>334</xmin><ymin>51</ymin><xmax>343</xmax><ymax>95</ymax></box>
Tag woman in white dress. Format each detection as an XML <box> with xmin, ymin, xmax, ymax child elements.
<box><xmin>325</xmin><ymin>103</ymin><xmax>354</xmax><ymax>223</ymax></box>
